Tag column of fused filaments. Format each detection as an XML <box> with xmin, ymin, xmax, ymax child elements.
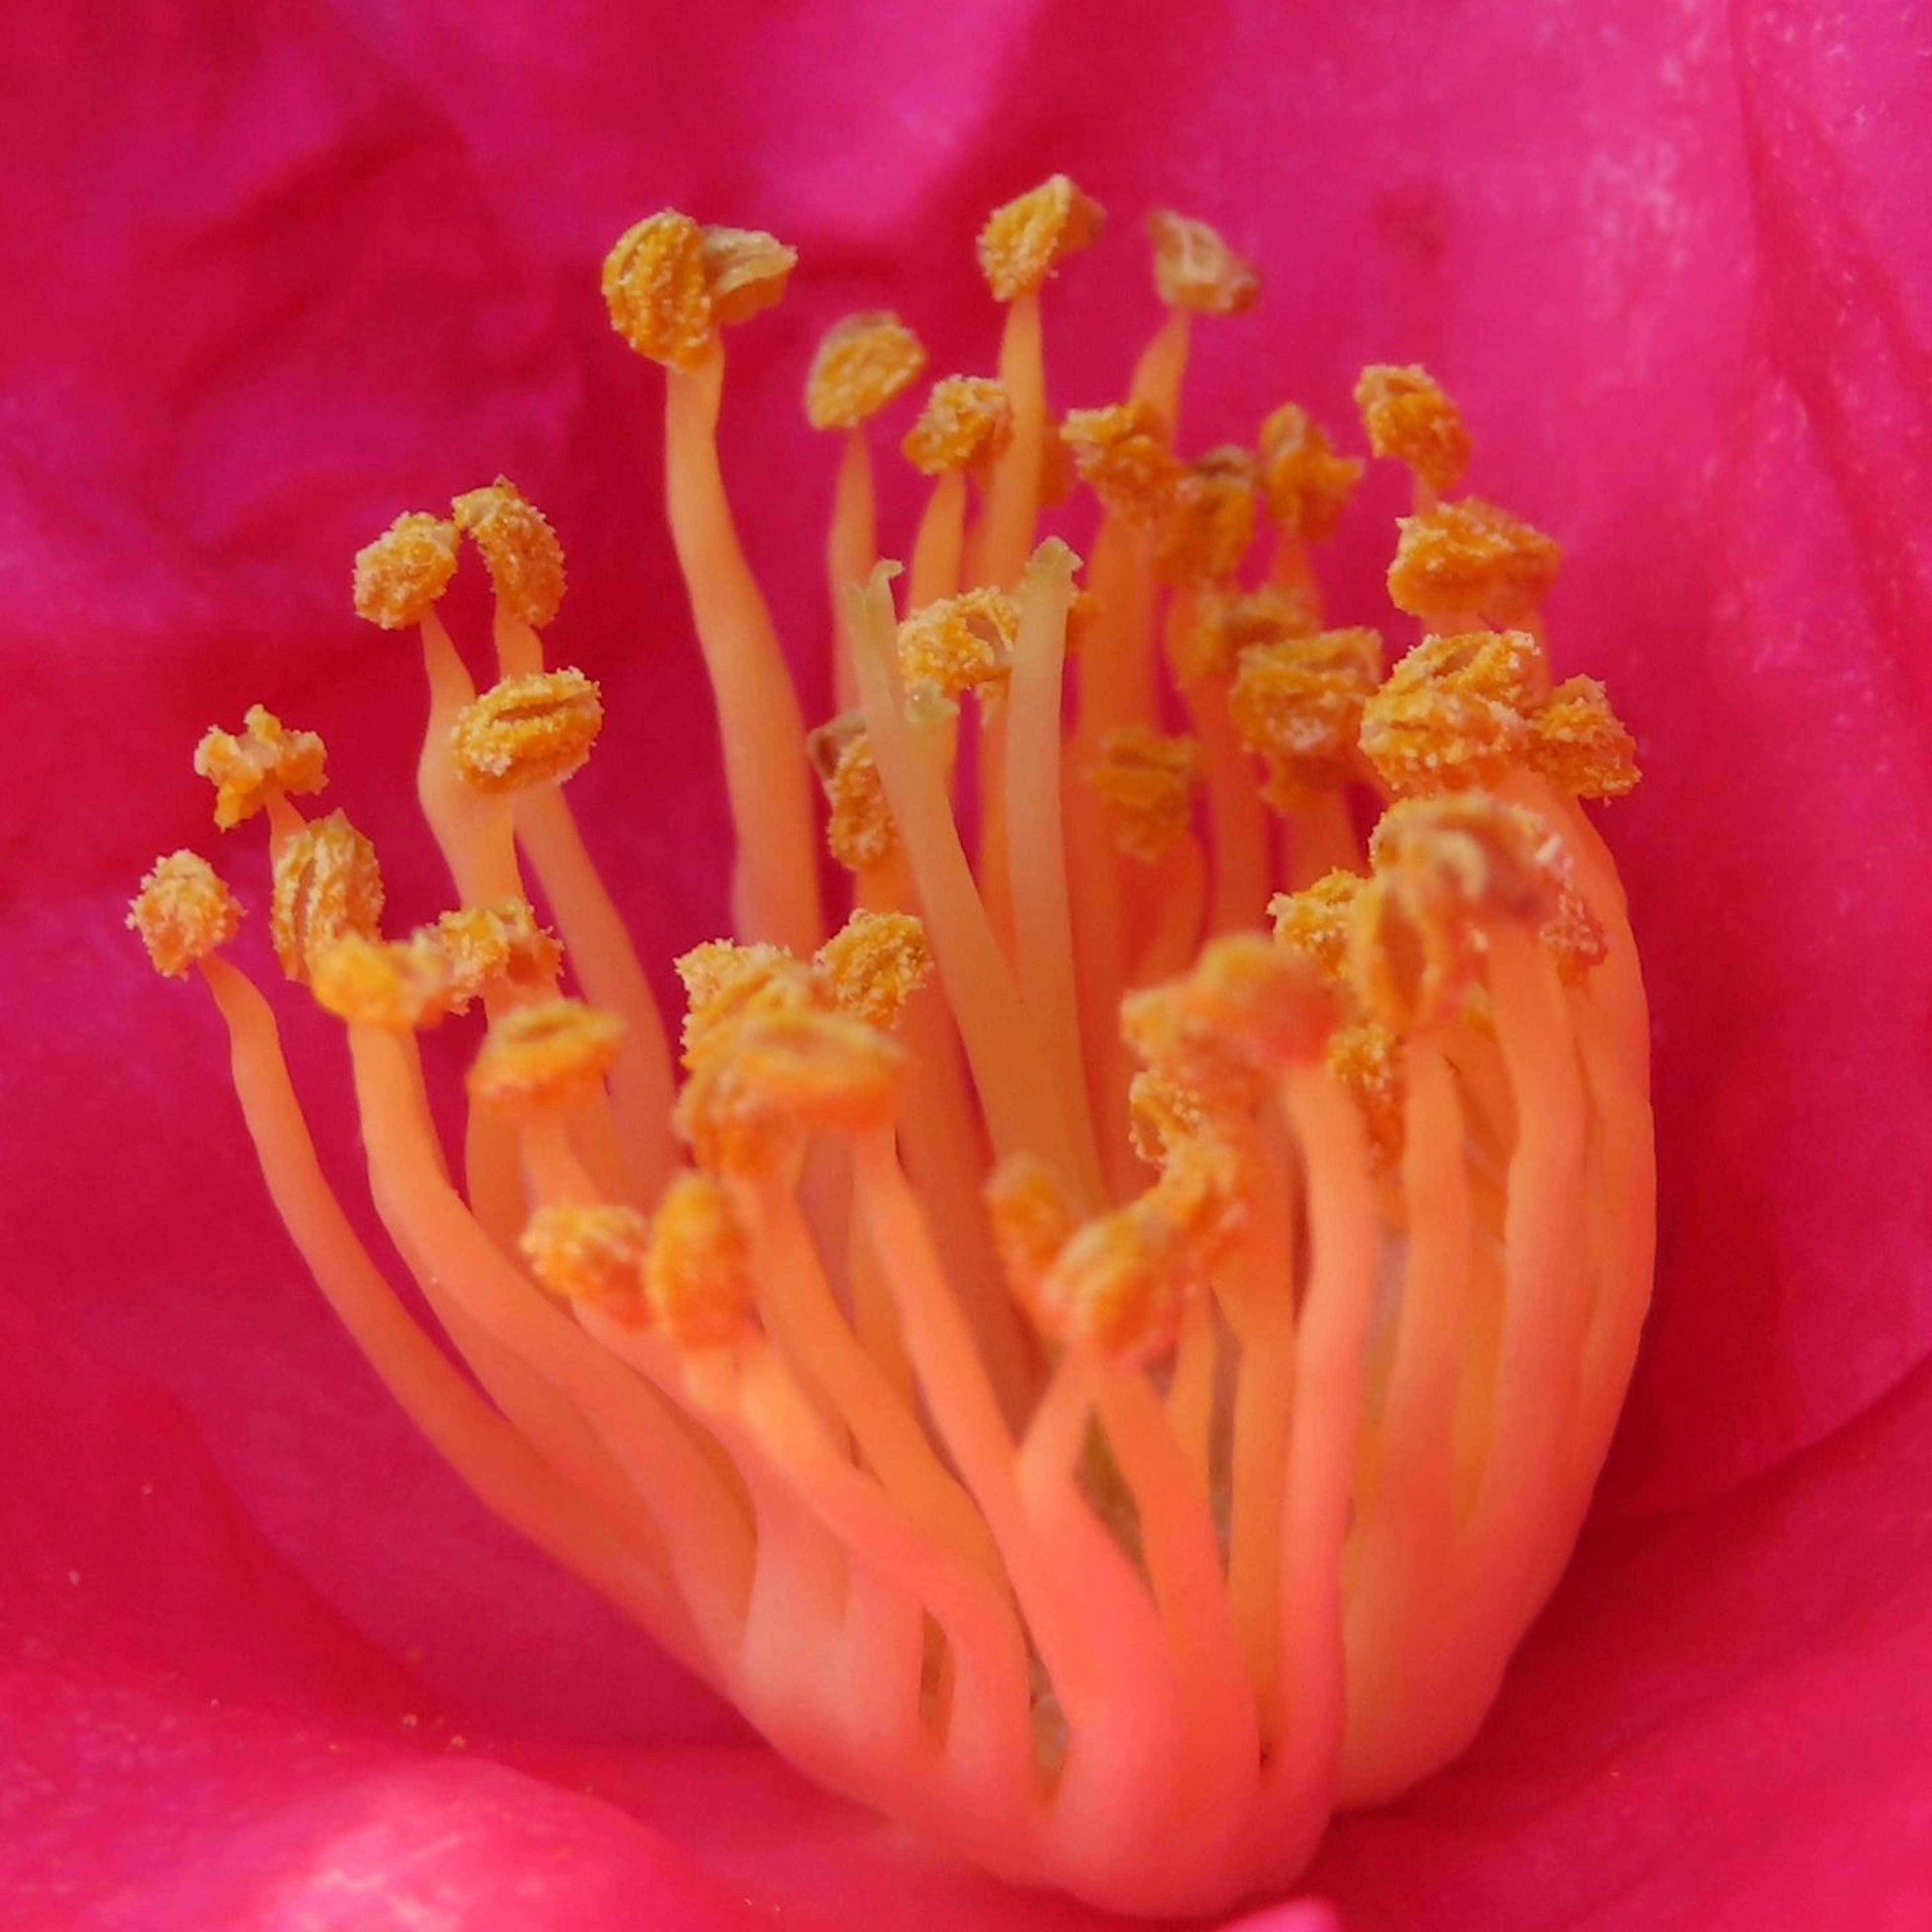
<box><xmin>128</xmin><ymin>178</ymin><xmax>1652</xmax><ymax>1916</ymax></box>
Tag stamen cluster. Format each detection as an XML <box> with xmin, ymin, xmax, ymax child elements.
<box><xmin>130</xmin><ymin>178</ymin><xmax>1653</xmax><ymax>1916</ymax></box>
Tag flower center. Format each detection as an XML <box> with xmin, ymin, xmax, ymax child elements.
<box><xmin>128</xmin><ymin>175</ymin><xmax>1653</xmax><ymax>1917</ymax></box>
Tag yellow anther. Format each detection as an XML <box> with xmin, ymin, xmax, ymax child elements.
<box><xmin>896</xmin><ymin>588</ymin><xmax>1019</xmax><ymax>697</ymax></box>
<box><xmin>808</xmin><ymin>714</ymin><xmax>897</xmax><ymax>873</ymax></box>
<box><xmin>521</xmin><ymin>1203</ymin><xmax>649</xmax><ymax>1309</ymax></box>
<box><xmin>1258</xmin><ymin>403</ymin><xmax>1364</xmax><ymax>542</ymax></box>
<box><xmin>128</xmin><ymin>851</ymin><xmax>243</xmax><ymax>979</ymax></box>
<box><xmin>1153</xmin><ymin>447</ymin><xmax>1258</xmax><ymax>585</ymax></box>
<box><xmin>420</xmin><ymin>900</ymin><xmax>562</xmax><ymax>1016</ymax></box>
<box><xmin>602</xmin><ymin>210</ymin><xmax>713</xmax><ymax>369</ymax></box>
<box><xmin>1089</xmin><ymin>727</ymin><xmax>1199</xmax><ymax>863</ymax></box>
<box><xmin>451</xmin><ymin>478</ymin><xmax>567</xmax><ymax>629</ymax></box>
<box><xmin>700</xmin><ymin>223</ymin><xmax>797</xmax><ymax>327</ymax></box>
<box><xmin>1354</xmin><ymin>364</ymin><xmax>1471</xmax><ymax>496</ymax></box>
<box><xmin>1528</xmin><ymin>675</ymin><xmax>1641</xmax><ymax>799</ymax></box>
<box><xmin>805</xmin><ymin>312</ymin><xmax>927</xmax><ymax>431</ymax></box>
<box><xmin>468</xmin><ymin>999</ymin><xmax>626</xmax><ymax>1112</ymax></box>
<box><xmin>675</xmin><ymin>1009</ymin><xmax>905</xmax><ymax>1175</ymax></box>
<box><xmin>1387</xmin><ymin>497</ymin><xmax>1562</xmax><ymax>624</ymax></box>
<box><xmin>1146</xmin><ymin>210</ymin><xmax>1261</xmax><ymax>316</ymax></box>
<box><xmin>1543</xmin><ymin>873</ymin><xmax>1609</xmax><ymax>983</ymax></box>
<box><xmin>1358</xmin><ymin>628</ymin><xmax>1546</xmax><ymax>796</ymax></box>
<box><xmin>1229</xmin><ymin>626</ymin><xmax>1384</xmax><ymax>807</ymax></box>
<box><xmin>1351</xmin><ymin>794</ymin><xmax>1561</xmax><ymax>1029</ymax></box>
<box><xmin>676</xmin><ymin>939</ymin><xmax>819</xmax><ymax>1074</ymax></box>
<box><xmin>450</xmin><ymin>668</ymin><xmax>603</xmax><ymax>794</ymax></box>
<box><xmin>1170</xmin><ymin>584</ymin><xmax>1320</xmax><ymax>687</ymax></box>
<box><xmin>1171</xmin><ymin>932</ymin><xmax>1335</xmax><ymax>1067</ymax></box>
<box><xmin>1127</xmin><ymin>1065</ymin><xmax>1223</xmax><ymax>1166</ymax></box>
<box><xmin>352</xmin><ymin>513</ymin><xmax>460</xmax><ymax>629</ymax></box>
<box><xmin>1326</xmin><ymin>1020</ymin><xmax>1406</xmax><ymax>1169</ymax></box>
<box><xmin>269</xmin><ymin>809</ymin><xmax>385</xmax><ymax>985</ymax></box>
<box><xmin>1269</xmin><ymin>869</ymin><xmax>1366</xmax><ymax>983</ymax></box>
<box><xmin>727</xmin><ymin>1009</ymin><xmax>908</xmax><ymax>1130</ymax></box>
<box><xmin>193</xmin><ymin>705</ymin><xmax>327</xmax><ymax>831</ymax></box>
<box><xmin>602</xmin><ymin>212</ymin><xmax>795</xmax><ymax>369</ymax></box>
<box><xmin>310</xmin><ymin>934</ymin><xmax>444</xmax><ymax>1032</ymax></box>
<box><xmin>985</xmin><ymin>1154</ymin><xmax>1077</xmax><ymax>1319</ymax></box>
<box><xmin>902</xmin><ymin>375</ymin><xmax>1014</xmax><ymax>475</ymax></box>
<box><xmin>1032</xmin><ymin>1200</ymin><xmax>1192</xmax><ymax>1364</ymax></box>
<box><xmin>813</xmin><ymin>910</ymin><xmax>932</xmax><ymax>1029</ymax></box>
<box><xmin>1061</xmin><ymin>403</ymin><xmax>1183</xmax><ymax>526</ymax></box>
<box><xmin>675</xmin><ymin>939</ymin><xmax>820</xmax><ymax>1068</ymax></box>
<box><xmin>643</xmin><ymin>1172</ymin><xmax>754</xmax><ymax>1350</ymax></box>
<box><xmin>1148</xmin><ymin>1136</ymin><xmax>1248</xmax><ymax>1266</ymax></box>
<box><xmin>1120</xmin><ymin>937</ymin><xmax>1331</xmax><ymax>1132</ymax></box>
<box><xmin>977</xmin><ymin>174</ymin><xmax>1105</xmax><ymax>301</ymax></box>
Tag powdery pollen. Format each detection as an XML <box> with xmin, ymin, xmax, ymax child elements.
<box><xmin>977</xmin><ymin>173</ymin><xmax>1105</xmax><ymax>300</ymax></box>
<box><xmin>194</xmin><ymin>705</ymin><xmax>327</xmax><ymax>830</ymax></box>
<box><xmin>353</xmin><ymin>513</ymin><xmax>460</xmax><ymax>629</ymax></box>
<box><xmin>451</xmin><ymin>668</ymin><xmax>603</xmax><ymax>793</ymax></box>
<box><xmin>808</xmin><ymin>715</ymin><xmax>896</xmax><ymax>872</ymax></box>
<box><xmin>469</xmin><ymin>999</ymin><xmax>626</xmax><ymax>1112</ymax></box>
<box><xmin>1258</xmin><ymin>403</ymin><xmax>1365</xmax><ymax>542</ymax></box>
<box><xmin>1387</xmin><ymin>496</ymin><xmax>1562</xmax><ymax>625</ymax></box>
<box><xmin>452</xmin><ymin>478</ymin><xmax>567</xmax><ymax>629</ymax></box>
<box><xmin>806</xmin><ymin>312</ymin><xmax>927</xmax><ymax>430</ymax></box>
<box><xmin>269</xmin><ymin>809</ymin><xmax>384</xmax><ymax>984</ymax></box>
<box><xmin>128</xmin><ymin>851</ymin><xmax>242</xmax><ymax>977</ymax></box>
<box><xmin>1089</xmin><ymin>726</ymin><xmax>1200</xmax><ymax>862</ymax></box>
<box><xmin>1354</xmin><ymin>364</ymin><xmax>1472</xmax><ymax>496</ymax></box>
<box><xmin>902</xmin><ymin>375</ymin><xmax>1014</xmax><ymax>474</ymax></box>
<box><xmin>522</xmin><ymin>1203</ymin><xmax>650</xmax><ymax>1308</ymax></box>
<box><xmin>813</xmin><ymin>909</ymin><xmax>932</xmax><ymax>1028</ymax></box>
<box><xmin>643</xmin><ymin>1172</ymin><xmax>753</xmax><ymax>1349</ymax></box>
<box><xmin>1061</xmin><ymin>402</ymin><xmax>1183</xmax><ymax>525</ymax></box>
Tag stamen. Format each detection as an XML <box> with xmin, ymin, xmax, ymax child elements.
<box><xmin>1257</xmin><ymin>404</ymin><xmax>1364</xmax><ymax>543</ymax></box>
<box><xmin>1146</xmin><ymin>210</ymin><xmax>1261</xmax><ymax>315</ymax></box>
<box><xmin>1354</xmin><ymin>364</ymin><xmax>1471</xmax><ymax>497</ymax></box>
<box><xmin>812</xmin><ymin>909</ymin><xmax>932</xmax><ymax>1028</ymax></box>
<box><xmin>1089</xmin><ymin>727</ymin><xmax>1200</xmax><ymax>862</ymax></box>
<box><xmin>897</xmin><ymin>588</ymin><xmax>1019</xmax><ymax>695</ymax></box>
<box><xmin>193</xmin><ymin>705</ymin><xmax>326</xmax><ymax>830</ymax></box>
<box><xmin>452</xmin><ymin>478</ymin><xmax>568</xmax><ymax>630</ymax></box>
<box><xmin>469</xmin><ymin>999</ymin><xmax>627</xmax><ymax>1112</ymax></box>
<box><xmin>352</xmin><ymin>513</ymin><xmax>460</xmax><ymax>629</ymax></box>
<box><xmin>269</xmin><ymin>809</ymin><xmax>384</xmax><ymax>984</ymax></box>
<box><xmin>1227</xmin><ymin>625</ymin><xmax>1384</xmax><ymax>808</ymax></box>
<box><xmin>1527</xmin><ymin>675</ymin><xmax>1641</xmax><ymax>798</ymax></box>
<box><xmin>806</xmin><ymin>312</ymin><xmax>927</xmax><ymax>431</ymax></box>
<box><xmin>1358</xmin><ymin>629</ymin><xmax>1544</xmax><ymax>796</ymax></box>
<box><xmin>1152</xmin><ymin>447</ymin><xmax>1258</xmax><ymax>587</ymax></box>
<box><xmin>1386</xmin><ymin>498</ymin><xmax>1562</xmax><ymax>627</ymax></box>
<box><xmin>522</xmin><ymin>1202</ymin><xmax>651</xmax><ymax>1311</ymax></box>
<box><xmin>643</xmin><ymin>1172</ymin><xmax>756</xmax><ymax>1348</ymax></box>
<box><xmin>127</xmin><ymin>851</ymin><xmax>243</xmax><ymax>977</ymax></box>
<box><xmin>808</xmin><ymin>715</ymin><xmax>897</xmax><ymax>873</ymax></box>
<box><xmin>903</xmin><ymin>375</ymin><xmax>1015</xmax><ymax>475</ymax></box>
<box><xmin>451</xmin><ymin>668</ymin><xmax>604</xmax><ymax>793</ymax></box>
<box><xmin>977</xmin><ymin>175</ymin><xmax>1106</xmax><ymax>301</ymax></box>
<box><xmin>1061</xmin><ymin>404</ymin><xmax>1183</xmax><ymax>526</ymax></box>
<box><xmin>310</xmin><ymin>934</ymin><xmax>443</xmax><ymax>1032</ymax></box>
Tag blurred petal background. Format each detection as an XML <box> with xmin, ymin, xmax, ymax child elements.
<box><xmin>3</xmin><ymin>0</ymin><xmax>1929</xmax><ymax>1924</ymax></box>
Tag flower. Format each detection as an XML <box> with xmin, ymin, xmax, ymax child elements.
<box><xmin>7</xmin><ymin>2</ymin><xmax>1932</xmax><ymax>1928</ymax></box>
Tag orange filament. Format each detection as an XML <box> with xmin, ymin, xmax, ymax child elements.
<box><xmin>135</xmin><ymin>184</ymin><xmax>1653</xmax><ymax>1919</ymax></box>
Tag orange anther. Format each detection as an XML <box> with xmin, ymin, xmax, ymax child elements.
<box><xmin>452</xmin><ymin>478</ymin><xmax>567</xmax><ymax>629</ymax></box>
<box><xmin>806</xmin><ymin>312</ymin><xmax>927</xmax><ymax>431</ymax></box>
<box><xmin>1354</xmin><ymin>364</ymin><xmax>1471</xmax><ymax>495</ymax></box>
<box><xmin>353</xmin><ymin>513</ymin><xmax>460</xmax><ymax>629</ymax></box>
<box><xmin>270</xmin><ymin>809</ymin><xmax>384</xmax><ymax>985</ymax></box>
<box><xmin>1147</xmin><ymin>210</ymin><xmax>1261</xmax><ymax>316</ymax></box>
<box><xmin>193</xmin><ymin>705</ymin><xmax>327</xmax><ymax>831</ymax></box>
<box><xmin>451</xmin><ymin>668</ymin><xmax>603</xmax><ymax>794</ymax></box>
<box><xmin>977</xmin><ymin>175</ymin><xmax>1105</xmax><ymax>301</ymax></box>
<box><xmin>127</xmin><ymin>851</ymin><xmax>243</xmax><ymax>978</ymax></box>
